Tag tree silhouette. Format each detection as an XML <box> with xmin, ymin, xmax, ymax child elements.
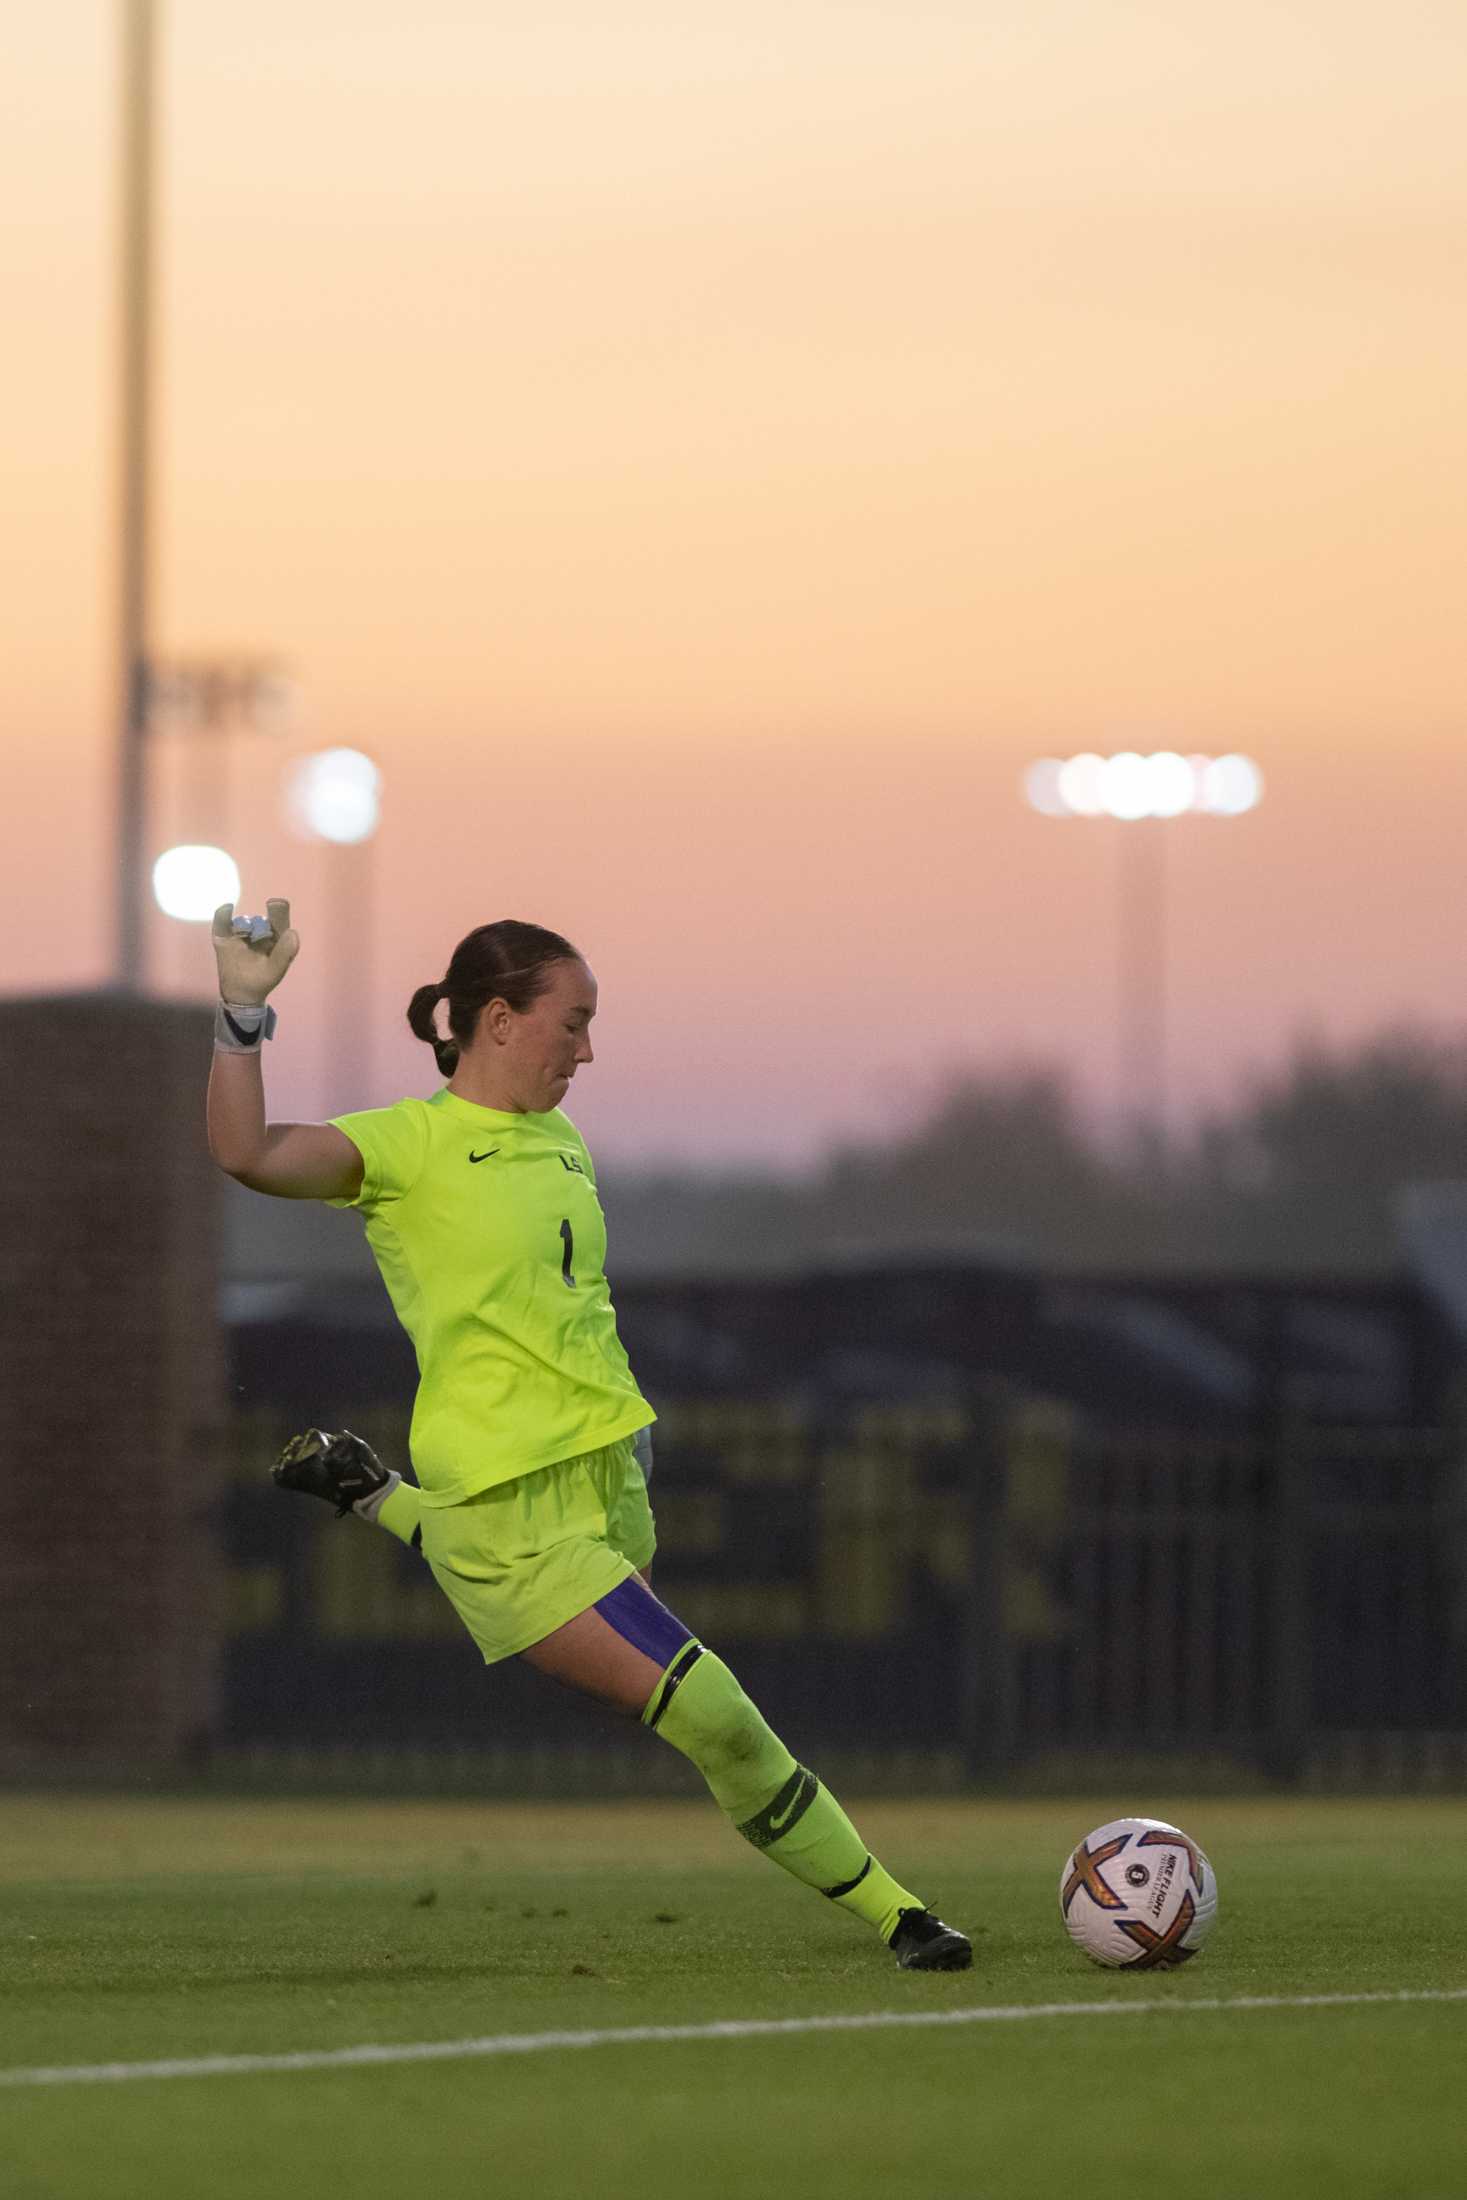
<box><xmin>1179</xmin><ymin>1029</ymin><xmax>1467</xmax><ymax>1272</ymax></box>
<box><xmin>604</xmin><ymin>1027</ymin><xmax>1467</xmax><ymax>1278</ymax></box>
<box><xmin>809</xmin><ymin>1067</ymin><xmax>1145</xmax><ymax>1267</ymax></box>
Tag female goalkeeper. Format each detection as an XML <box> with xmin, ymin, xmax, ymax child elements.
<box><xmin>207</xmin><ymin>899</ymin><xmax>970</xmax><ymax>1972</ymax></box>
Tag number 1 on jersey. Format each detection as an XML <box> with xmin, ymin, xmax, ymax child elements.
<box><xmin>559</xmin><ymin>1218</ymin><xmax>577</xmax><ymax>1288</ymax></box>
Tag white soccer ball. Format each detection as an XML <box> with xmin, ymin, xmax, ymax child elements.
<box><xmin>1059</xmin><ymin>1816</ymin><xmax>1218</xmax><ymax>1969</ymax></box>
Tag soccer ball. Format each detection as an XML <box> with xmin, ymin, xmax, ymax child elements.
<box><xmin>1059</xmin><ymin>1816</ymin><xmax>1218</xmax><ymax>1968</ymax></box>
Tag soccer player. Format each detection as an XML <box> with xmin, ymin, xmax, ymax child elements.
<box><xmin>208</xmin><ymin>901</ymin><xmax>971</xmax><ymax>1971</ymax></box>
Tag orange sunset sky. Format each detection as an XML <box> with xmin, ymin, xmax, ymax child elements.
<box><xmin>3</xmin><ymin>1</ymin><xmax>1465</xmax><ymax>1165</ymax></box>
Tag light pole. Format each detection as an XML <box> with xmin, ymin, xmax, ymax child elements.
<box><xmin>112</xmin><ymin>4</ymin><xmax>289</xmax><ymax>992</ymax></box>
<box><xmin>115</xmin><ymin>0</ymin><xmax>155</xmax><ymax>989</ymax></box>
<box><xmin>148</xmin><ymin>660</ymin><xmax>295</xmax><ymax>989</ymax></box>
<box><xmin>1024</xmin><ymin>752</ymin><xmax>1264</xmax><ymax>1145</ymax></box>
<box><xmin>284</xmin><ymin>749</ymin><xmax>383</xmax><ymax>1115</ymax></box>
<box><xmin>148</xmin><ymin>658</ymin><xmax>294</xmax><ymax>860</ymax></box>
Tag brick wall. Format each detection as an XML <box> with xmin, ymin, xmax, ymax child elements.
<box><xmin>0</xmin><ymin>992</ymin><xmax>225</xmax><ymax>1774</ymax></box>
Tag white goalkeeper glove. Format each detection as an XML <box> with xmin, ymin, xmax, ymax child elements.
<box><xmin>211</xmin><ymin>897</ymin><xmax>299</xmax><ymax>1051</ymax></box>
<box><xmin>212</xmin><ymin>896</ymin><xmax>299</xmax><ymax>1004</ymax></box>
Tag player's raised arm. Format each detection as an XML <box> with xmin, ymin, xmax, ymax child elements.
<box><xmin>205</xmin><ymin>897</ymin><xmax>363</xmax><ymax>1202</ymax></box>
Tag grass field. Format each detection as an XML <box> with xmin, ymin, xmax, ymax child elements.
<box><xmin>2</xmin><ymin>1792</ymin><xmax>1465</xmax><ymax>2200</ymax></box>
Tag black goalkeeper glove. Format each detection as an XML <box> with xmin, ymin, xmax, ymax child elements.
<box><xmin>272</xmin><ymin>1428</ymin><xmax>396</xmax><ymax>1518</ymax></box>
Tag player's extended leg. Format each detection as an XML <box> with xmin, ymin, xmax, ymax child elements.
<box><xmin>520</xmin><ymin>1579</ymin><xmax>971</xmax><ymax>1971</ymax></box>
<box><xmin>272</xmin><ymin>1429</ymin><xmax>424</xmax><ymax>1549</ymax></box>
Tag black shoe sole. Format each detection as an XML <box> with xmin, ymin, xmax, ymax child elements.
<box><xmin>896</xmin><ymin>1932</ymin><xmax>973</xmax><ymax>1971</ymax></box>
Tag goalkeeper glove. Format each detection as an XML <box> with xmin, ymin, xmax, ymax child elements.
<box><xmin>273</xmin><ymin>1428</ymin><xmax>400</xmax><ymax>1518</ymax></box>
<box><xmin>212</xmin><ymin>896</ymin><xmax>299</xmax><ymax>1006</ymax></box>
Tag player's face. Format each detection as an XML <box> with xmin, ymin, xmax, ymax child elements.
<box><xmin>514</xmin><ymin>958</ymin><xmax>598</xmax><ymax>1110</ymax></box>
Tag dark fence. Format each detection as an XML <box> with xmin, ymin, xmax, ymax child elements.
<box><xmin>216</xmin><ymin>1363</ymin><xmax>1467</xmax><ymax>1788</ymax></box>
<box><xmin>979</xmin><ymin>1417</ymin><xmax>1467</xmax><ymax>1777</ymax></box>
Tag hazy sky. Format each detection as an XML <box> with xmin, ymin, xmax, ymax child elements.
<box><xmin>3</xmin><ymin>1</ymin><xmax>1465</xmax><ymax>1164</ymax></box>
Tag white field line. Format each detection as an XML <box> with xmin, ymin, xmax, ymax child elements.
<box><xmin>2</xmin><ymin>1988</ymin><xmax>1465</xmax><ymax>2091</ymax></box>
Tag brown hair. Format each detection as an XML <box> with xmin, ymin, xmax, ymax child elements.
<box><xmin>406</xmin><ymin>920</ymin><xmax>582</xmax><ymax>1079</ymax></box>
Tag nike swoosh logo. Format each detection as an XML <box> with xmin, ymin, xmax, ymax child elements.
<box><xmin>222</xmin><ymin>1009</ymin><xmax>261</xmax><ymax>1047</ymax></box>
<box><xmin>467</xmin><ymin>1149</ymin><xmax>500</xmax><ymax>1164</ymax></box>
<box><xmin>769</xmin><ymin>1777</ymin><xmax>812</xmax><ymax>1834</ymax></box>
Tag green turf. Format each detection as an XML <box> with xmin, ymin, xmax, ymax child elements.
<box><xmin>1</xmin><ymin>1795</ymin><xmax>1465</xmax><ymax>2200</ymax></box>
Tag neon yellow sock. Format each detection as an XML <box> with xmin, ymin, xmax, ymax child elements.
<box><xmin>645</xmin><ymin>1646</ymin><xmax>921</xmax><ymax>1943</ymax></box>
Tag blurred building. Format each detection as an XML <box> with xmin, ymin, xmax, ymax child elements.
<box><xmin>0</xmin><ymin>993</ymin><xmax>223</xmax><ymax>1776</ymax></box>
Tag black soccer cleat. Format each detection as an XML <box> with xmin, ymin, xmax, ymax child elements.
<box><xmin>272</xmin><ymin>1428</ymin><xmax>391</xmax><ymax>1517</ymax></box>
<box><xmin>890</xmin><ymin>1907</ymin><xmax>973</xmax><ymax>1972</ymax></box>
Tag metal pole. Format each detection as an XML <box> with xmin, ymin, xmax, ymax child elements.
<box><xmin>324</xmin><ymin>836</ymin><xmax>373</xmax><ymax>1114</ymax></box>
<box><xmin>1118</xmin><ymin>819</ymin><xmax>1166</xmax><ymax>1145</ymax></box>
<box><xmin>116</xmin><ymin>0</ymin><xmax>155</xmax><ymax>992</ymax></box>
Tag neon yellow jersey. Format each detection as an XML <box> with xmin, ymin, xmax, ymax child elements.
<box><xmin>328</xmin><ymin>1089</ymin><xmax>654</xmax><ymax>1506</ymax></box>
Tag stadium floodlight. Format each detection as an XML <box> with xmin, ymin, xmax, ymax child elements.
<box><xmin>1201</xmin><ymin>754</ymin><xmax>1264</xmax><ymax>816</ymax></box>
<box><xmin>284</xmin><ymin>748</ymin><xmax>382</xmax><ymax>845</ymax></box>
<box><xmin>1023</xmin><ymin>759</ymin><xmax>1069</xmax><ymax>817</ymax></box>
<box><xmin>1057</xmin><ymin>753</ymin><xmax>1108</xmax><ymax>817</ymax></box>
<box><xmin>1023</xmin><ymin>749</ymin><xmax>1265</xmax><ymax>1144</ymax></box>
<box><xmin>1143</xmin><ymin>751</ymin><xmax>1196</xmax><ymax>818</ymax></box>
<box><xmin>1100</xmin><ymin>752</ymin><xmax>1153</xmax><ymax>822</ymax></box>
<box><xmin>151</xmin><ymin>843</ymin><xmax>241</xmax><ymax>921</ymax></box>
<box><xmin>1024</xmin><ymin>752</ymin><xmax>1264</xmax><ymax>820</ymax></box>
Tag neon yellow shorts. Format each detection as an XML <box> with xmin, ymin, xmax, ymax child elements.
<box><xmin>417</xmin><ymin>1435</ymin><xmax>656</xmax><ymax>1665</ymax></box>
